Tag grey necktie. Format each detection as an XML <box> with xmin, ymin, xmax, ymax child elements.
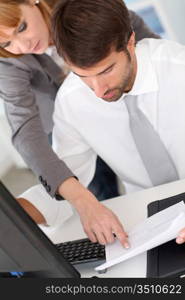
<box><xmin>124</xmin><ymin>96</ymin><xmax>179</xmax><ymax>186</ymax></box>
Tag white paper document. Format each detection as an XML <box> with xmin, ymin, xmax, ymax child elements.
<box><xmin>95</xmin><ymin>201</ymin><xmax>185</xmax><ymax>272</ymax></box>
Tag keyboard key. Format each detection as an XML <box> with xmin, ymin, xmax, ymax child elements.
<box><xmin>55</xmin><ymin>238</ymin><xmax>105</xmax><ymax>265</ymax></box>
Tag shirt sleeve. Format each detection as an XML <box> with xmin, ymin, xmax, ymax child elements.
<box><xmin>19</xmin><ymin>184</ymin><xmax>74</xmax><ymax>227</ymax></box>
<box><xmin>52</xmin><ymin>95</ymin><xmax>97</xmax><ymax>188</ymax></box>
<box><xmin>129</xmin><ymin>10</ymin><xmax>161</xmax><ymax>41</ymax></box>
<box><xmin>0</xmin><ymin>61</ymin><xmax>75</xmax><ymax>197</ymax></box>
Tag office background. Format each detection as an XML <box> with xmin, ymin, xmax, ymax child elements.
<box><xmin>0</xmin><ymin>0</ymin><xmax>185</xmax><ymax>196</ymax></box>
<box><xmin>126</xmin><ymin>0</ymin><xmax>185</xmax><ymax>43</ymax></box>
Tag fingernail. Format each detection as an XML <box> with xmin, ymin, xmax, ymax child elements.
<box><xmin>124</xmin><ymin>242</ymin><xmax>130</xmax><ymax>249</ymax></box>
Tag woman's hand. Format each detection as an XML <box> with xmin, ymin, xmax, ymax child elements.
<box><xmin>58</xmin><ymin>177</ymin><xmax>129</xmax><ymax>247</ymax></box>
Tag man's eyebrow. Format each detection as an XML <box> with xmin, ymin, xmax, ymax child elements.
<box><xmin>73</xmin><ymin>63</ymin><xmax>116</xmax><ymax>78</ymax></box>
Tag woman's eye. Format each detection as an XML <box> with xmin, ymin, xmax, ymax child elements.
<box><xmin>18</xmin><ymin>22</ymin><xmax>27</xmax><ymax>33</ymax></box>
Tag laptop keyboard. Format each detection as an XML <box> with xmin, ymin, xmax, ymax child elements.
<box><xmin>55</xmin><ymin>238</ymin><xmax>105</xmax><ymax>265</ymax></box>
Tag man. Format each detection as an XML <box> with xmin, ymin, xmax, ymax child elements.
<box><xmin>51</xmin><ymin>0</ymin><xmax>185</xmax><ymax>245</ymax></box>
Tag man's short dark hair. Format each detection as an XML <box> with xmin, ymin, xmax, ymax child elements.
<box><xmin>52</xmin><ymin>0</ymin><xmax>133</xmax><ymax>68</ymax></box>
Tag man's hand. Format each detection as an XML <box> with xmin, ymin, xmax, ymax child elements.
<box><xmin>58</xmin><ymin>177</ymin><xmax>129</xmax><ymax>247</ymax></box>
<box><xmin>16</xmin><ymin>198</ymin><xmax>46</xmax><ymax>225</ymax></box>
<box><xmin>176</xmin><ymin>228</ymin><xmax>185</xmax><ymax>244</ymax></box>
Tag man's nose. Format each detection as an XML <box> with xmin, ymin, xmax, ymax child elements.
<box><xmin>91</xmin><ymin>78</ymin><xmax>108</xmax><ymax>98</ymax></box>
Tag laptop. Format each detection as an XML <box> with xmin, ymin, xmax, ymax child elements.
<box><xmin>147</xmin><ymin>192</ymin><xmax>185</xmax><ymax>278</ymax></box>
<box><xmin>0</xmin><ymin>181</ymin><xmax>105</xmax><ymax>278</ymax></box>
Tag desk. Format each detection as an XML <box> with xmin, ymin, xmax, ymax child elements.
<box><xmin>40</xmin><ymin>179</ymin><xmax>185</xmax><ymax>278</ymax></box>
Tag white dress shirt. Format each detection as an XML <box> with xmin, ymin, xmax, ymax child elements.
<box><xmin>19</xmin><ymin>185</ymin><xmax>73</xmax><ymax>227</ymax></box>
<box><xmin>52</xmin><ymin>38</ymin><xmax>185</xmax><ymax>194</ymax></box>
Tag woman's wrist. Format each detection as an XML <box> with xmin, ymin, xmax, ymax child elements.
<box><xmin>58</xmin><ymin>177</ymin><xmax>98</xmax><ymax>211</ymax></box>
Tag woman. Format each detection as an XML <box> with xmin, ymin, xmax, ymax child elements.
<box><xmin>0</xmin><ymin>0</ymin><xmax>125</xmax><ymax>246</ymax></box>
<box><xmin>2</xmin><ymin>0</ymin><xmax>180</xmax><ymax>246</ymax></box>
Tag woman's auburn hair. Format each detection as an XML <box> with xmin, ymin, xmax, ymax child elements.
<box><xmin>0</xmin><ymin>0</ymin><xmax>57</xmax><ymax>58</ymax></box>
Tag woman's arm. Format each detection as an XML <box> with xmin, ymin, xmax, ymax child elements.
<box><xmin>0</xmin><ymin>59</ymin><xmax>75</xmax><ymax>198</ymax></box>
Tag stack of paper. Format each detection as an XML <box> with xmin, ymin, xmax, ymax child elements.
<box><xmin>95</xmin><ymin>201</ymin><xmax>185</xmax><ymax>272</ymax></box>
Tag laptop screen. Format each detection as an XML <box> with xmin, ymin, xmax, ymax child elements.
<box><xmin>0</xmin><ymin>181</ymin><xmax>80</xmax><ymax>278</ymax></box>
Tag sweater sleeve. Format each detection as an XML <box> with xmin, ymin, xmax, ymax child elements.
<box><xmin>0</xmin><ymin>61</ymin><xmax>75</xmax><ymax>197</ymax></box>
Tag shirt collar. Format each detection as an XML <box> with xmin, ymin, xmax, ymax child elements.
<box><xmin>128</xmin><ymin>40</ymin><xmax>159</xmax><ymax>97</ymax></box>
<box><xmin>45</xmin><ymin>45</ymin><xmax>55</xmax><ymax>56</ymax></box>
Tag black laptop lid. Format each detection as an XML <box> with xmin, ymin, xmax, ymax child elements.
<box><xmin>147</xmin><ymin>192</ymin><xmax>185</xmax><ymax>278</ymax></box>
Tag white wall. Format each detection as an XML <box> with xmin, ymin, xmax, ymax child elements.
<box><xmin>126</xmin><ymin>0</ymin><xmax>185</xmax><ymax>44</ymax></box>
<box><xmin>159</xmin><ymin>0</ymin><xmax>185</xmax><ymax>44</ymax></box>
<box><xmin>0</xmin><ymin>100</ymin><xmax>27</xmax><ymax>178</ymax></box>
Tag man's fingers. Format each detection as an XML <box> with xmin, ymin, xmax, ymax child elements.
<box><xmin>176</xmin><ymin>229</ymin><xmax>185</xmax><ymax>244</ymax></box>
<box><xmin>113</xmin><ymin>227</ymin><xmax>130</xmax><ymax>248</ymax></box>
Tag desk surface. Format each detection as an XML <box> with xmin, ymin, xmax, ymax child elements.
<box><xmin>41</xmin><ymin>179</ymin><xmax>185</xmax><ymax>278</ymax></box>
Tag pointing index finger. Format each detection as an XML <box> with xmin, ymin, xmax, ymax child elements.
<box><xmin>113</xmin><ymin>230</ymin><xmax>130</xmax><ymax>248</ymax></box>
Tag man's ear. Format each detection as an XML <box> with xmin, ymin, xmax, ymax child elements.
<box><xmin>127</xmin><ymin>32</ymin><xmax>136</xmax><ymax>54</ymax></box>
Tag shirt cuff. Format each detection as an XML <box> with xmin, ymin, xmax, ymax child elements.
<box><xmin>19</xmin><ymin>184</ymin><xmax>73</xmax><ymax>227</ymax></box>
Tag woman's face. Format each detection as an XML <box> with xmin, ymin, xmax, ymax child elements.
<box><xmin>0</xmin><ymin>3</ymin><xmax>50</xmax><ymax>54</ymax></box>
